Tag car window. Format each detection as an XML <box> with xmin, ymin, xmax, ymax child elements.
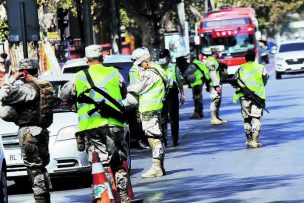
<box><xmin>51</xmin><ymin>81</ymin><xmax>71</xmax><ymax>112</ymax></box>
<box><xmin>279</xmin><ymin>42</ymin><xmax>304</xmax><ymax>53</ymax></box>
<box><xmin>63</xmin><ymin>65</ymin><xmax>89</xmax><ymax>74</ymax></box>
<box><xmin>104</xmin><ymin>62</ymin><xmax>133</xmax><ymax>84</ymax></box>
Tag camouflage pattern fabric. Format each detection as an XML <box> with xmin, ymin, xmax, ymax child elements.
<box><xmin>141</xmin><ymin>111</ymin><xmax>165</xmax><ymax>159</ymax></box>
<box><xmin>240</xmin><ymin>97</ymin><xmax>262</xmax><ymax>136</ymax></box>
<box><xmin>18</xmin><ymin>126</ymin><xmax>51</xmax><ymax>197</ymax></box>
<box><xmin>84</xmin><ymin>126</ymin><xmax>128</xmax><ymax>166</ymax></box>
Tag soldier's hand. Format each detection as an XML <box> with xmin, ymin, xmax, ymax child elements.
<box><xmin>13</xmin><ymin>71</ymin><xmax>25</xmax><ymax>80</ymax></box>
<box><xmin>77</xmin><ymin>143</ymin><xmax>85</xmax><ymax>152</ymax></box>
<box><xmin>180</xmin><ymin>94</ymin><xmax>185</xmax><ymax>105</ymax></box>
<box><xmin>215</xmin><ymin>86</ymin><xmax>222</xmax><ymax>94</ymax></box>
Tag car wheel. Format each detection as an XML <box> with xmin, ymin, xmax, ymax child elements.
<box><xmin>0</xmin><ymin>166</ymin><xmax>8</xmax><ymax>203</ymax></box>
<box><xmin>276</xmin><ymin>71</ymin><xmax>282</xmax><ymax>80</ymax></box>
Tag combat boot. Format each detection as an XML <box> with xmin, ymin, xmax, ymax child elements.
<box><xmin>216</xmin><ymin>111</ymin><xmax>228</xmax><ymax>124</ymax></box>
<box><xmin>34</xmin><ymin>193</ymin><xmax>50</xmax><ymax>203</ymax></box>
<box><xmin>119</xmin><ymin>192</ymin><xmax>131</xmax><ymax>203</ymax></box>
<box><xmin>189</xmin><ymin>112</ymin><xmax>202</xmax><ymax>119</ymax></box>
<box><xmin>141</xmin><ymin>159</ymin><xmax>164</xmax><ymax>178</ymax></box>
<box><xmin>252</xmin><ymin>131</ymin><xmax>262</xmax><ymax>148</ymax></box>
<box><xmin>210</xmin><ymin>111</ymin><xmax>226</xmax><ymax>125</ymax></box>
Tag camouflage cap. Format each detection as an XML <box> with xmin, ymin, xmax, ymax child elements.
<box><xmin>85</xmin><ymin>45</ymin><xmax>103</xmax><ymax>58</ymax></box>
<box><xmin>132</xmin><ymin>47</ymin><xmax>150</xmax><ymax>65</ymax></box>
<box><xmin>17</xmin><ymin>58</ymin><xmax>39</xmax><ymax>71</ymax></box>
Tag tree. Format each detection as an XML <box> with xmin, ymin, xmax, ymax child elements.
<box><xmin>120</xmin><ymin>0</ymin><xmax>182</xmax><ymax>49</ymax></box>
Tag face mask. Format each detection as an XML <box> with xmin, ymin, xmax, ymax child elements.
<box><xmin>158</xmin><ymin>58</ymin><xmax>168</xmax><ymax>65</ymax></box>
<box><xmin>218</xmin><ymin>53</ymin><xmax>222</xmax><ymax>58</ymax></box>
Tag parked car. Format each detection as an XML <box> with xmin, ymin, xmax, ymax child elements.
<box><xmin>0</xmin><ymin>136</ymin><xmax>8</xmax><ymax>203</ymax></box>
<box><xmin>0</xmin><ymin>74</ymin><xmax>131</xmax><ymax>182</ymax></box>
<box><xmin>275</xmin><ymin>41</ymin><xmax>304</xmax><ymax>79</ymax></box>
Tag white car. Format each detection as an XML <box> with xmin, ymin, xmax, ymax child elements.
<box><xmin>0</xmin><ymin>74</ymin><xmax>131</xmax><ymax>182</ymax></box>
<box><xmin>275</xmin><ymin>41</ymin><xmax>304</xmax><ymax>79</ymax></box>
<box><xmin>0</xmin><ymin>136</ymin><xmax>8</xmax><ymax>203</ymax></box>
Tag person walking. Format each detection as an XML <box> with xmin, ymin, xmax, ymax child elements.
<box><xmin>159</xmin><ymin>49</ymin><xmax>185</xmax><ymax>147</ymax></box>
<box><xmin>60</xmin><ymin>45</ymin><xmax>131</xmax><ymax>202</ymax></box>
<box><xmin>127</xmin><ymin>47</ymin><xmax>167</xmax><ymax>178</ymax></box>
<box><xmin>233</xmin><ymin>50</ymin><xmax>269</xmax><ymax>148</ymax></box>
<box><xmin>205</xmin><ymin>48</ymin><xmax>227</xmax><ymax>125</ymax></box>
<box><xmin>0</xmin><ymin>59</ymin><xmax>54</xmax><ymax>203</ymax></box>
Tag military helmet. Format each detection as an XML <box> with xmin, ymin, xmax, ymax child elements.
<box><xmin>159</xmin><ymin>49</ymin><xmax>170</xmax><ymax>59</ymax></box>
<box><xmin>17</xmin><ymin>58</ymin><xmax>39</xmax><ymax>71</ymax></box>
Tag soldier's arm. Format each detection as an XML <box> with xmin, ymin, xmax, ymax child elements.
<box><xmin>119</xmin><ymin>73</ymin><xmax>127</xmax><ymax>99</ymax></box>
<box><xmin>262</xmin><ymin>66</ymin><xmax>269</xmax><ymax>86</ymax></box>
<box><xmin>176</xmin><ymin>67</ymin><xmax>185</xmax><ymax>95</ymax></box>
<box><xmin>127</xmin><ymin>74</ymin><xmax>152</xmax><ymax>95</ymax></box>
<box><xmin>59</xmin><ymin>80</ymin><xmax>76</xmax><ymax>104</ymax></box>
<box><xmin>206</xmin><ymin>61</ymin><xmax>220</xmax><ymax>87</ymax></box>
<box><xmin>0</xmin><ymin>78</ymin><xmax>38</xmax><ymax>105</ymax></box>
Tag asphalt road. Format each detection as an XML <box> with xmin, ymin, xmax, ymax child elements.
<box><xmin>8</xmin><ymin>56</ymin><xmax>304</xmax><ymax>202</ymax></box>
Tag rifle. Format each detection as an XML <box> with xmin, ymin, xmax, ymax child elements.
<box><xmin>232</xmin><ymin>79</ymin><xmax>269</xmax><ymax>113</ymax></box>
<box><xmin>77</xmin><ymin>92</ymin><xmax>127</xmax><ymax>123</ymax></box>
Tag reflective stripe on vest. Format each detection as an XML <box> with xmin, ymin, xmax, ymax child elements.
<box><xmin>238</xmin><ymin>62</ymin><xmax>266</xmax><ymax>99</ymax></box>
<box><xmin>139</xmin><ymin>68</ymin><xmax>165</xmax><ymax>113</ymax></box>
<box><xmin>75</xmin><ymin>64</ymin><xmax>123</xmax><ymax>131</ymax></box>
<box><xmin>165</xmin><ymin>64</ymin><xmax>177</xmax><ymax>88</ymax></box>
<box><xmin>129</xmin><ymin>65</ymin><xmax>140</xmax><ymax>85</ymax></box>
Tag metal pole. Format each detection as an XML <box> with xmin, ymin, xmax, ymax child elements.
<box><xmin>83</xmin><ymin>0</ymin><xmax>93</xmax><ymax>46</ymax></box>
<box><xmin>111</xmin><ymin>0</ymin><xmax>121</xmax><ymax>54</ymax></box>
<box><xmin>19</xmin><ymin>1</ymin><xmax>28</xmax><ymax>58</ymax></box>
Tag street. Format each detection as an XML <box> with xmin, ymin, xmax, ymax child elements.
<box><xmin>8</xmin><ymin>57</ymin><xmax>304</xmax><ymax>202</ymax></box>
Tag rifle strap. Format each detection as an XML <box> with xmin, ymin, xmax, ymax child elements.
<box><xmin>82</xmin><ymin>69</ymin><xmax>126</xmax><ymax>114</ymax></box>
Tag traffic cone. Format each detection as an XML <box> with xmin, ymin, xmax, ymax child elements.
<box><xmin>92</xmin><ymin>152</ymin><xmax>115</xmax><ymax>203</ymax></box>
<box><xmin>107</xmin><ymin>167</ymin><xmax>121</xmax><ymax>202</ymax></box>
<box><xmin>123</xmin><ymin>160</ymin><xmax>134</xmax><ymax>200</ymax></box>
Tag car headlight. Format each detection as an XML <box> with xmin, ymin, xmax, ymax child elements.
<box><xmin>56</xmin><ymin>125</ymin><xmax>79</xmax><ymax>141</ymax></box>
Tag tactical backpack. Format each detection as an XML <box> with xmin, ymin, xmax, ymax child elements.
<box><xmin>32</xmin><ymin>80</ymin><xmax>54</xmax><ymax>128</ymax></box>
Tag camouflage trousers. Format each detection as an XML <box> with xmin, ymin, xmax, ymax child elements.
<box><xmin>141</xmin><ymin>111</ymin><xmax>165</xmax><ymax>160</ymax></box>
<box><xmin>82</xmin><ymin>126</ymin><xmax>129</xmax><ymax>194</ymax></box>
<box><xmin>240</xmin><ymin>97</ymin><xmax>263</xmax><ymax>137</ymax></box>
<box><xmin>192</xmin><ymin>84</ymin><xmax>203</xmax><ymax>115</ymax></box>
<box><xmin>209</xmin><ymin>87</ymin><xmax>222</xmax><ymax>112</ymax></box>
<box><xmin>18</xmin><ymin>126</ymin><xmax>51</xmax><ymax>199</ymax></box>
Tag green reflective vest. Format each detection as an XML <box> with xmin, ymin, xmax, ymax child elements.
<box><xmin>193</xmin><ymin>59</ymin><xmax>211</xmax><ymax>85</ymax></box>
<box><xmin>165</xmin><ymin>64</ymin><xmax>177</xmax><ymax>88</ymax></box>
<box><xmin>129</xmin><ymin>64</ymin><xmax>140</xmax><ymax>85</ymax></box>
<box><xmin>75</xmin><ymin>64</ymin><xmax>123</xmax><ymax>131</ymax></box>
<box><xmin>139</xmin><ymin>65</ymin><xmax>166</xmax><ymax>113</ymax></box>
<box><xmin>205</xmin><ymin>56</ymin><xmax>220</xmax><ymax>87</ymax></box>
<box><xmin>233</xmin><ymin>62</ymin><xmax>266</xmax><ymax>103</ymax></box>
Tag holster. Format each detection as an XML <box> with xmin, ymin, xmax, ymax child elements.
<box><xmin>75</xmin><ymin>131</ymin><xmax>86</xmax><ymax>151</ymax></box>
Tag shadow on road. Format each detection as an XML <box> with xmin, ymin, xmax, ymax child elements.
<box><xmin>135</xmin><ymin>173</ymin><xmax>304</xmax><ymax>202</ymax></box>
<box><xmin>8</xmin><ymin>175</ymin><xmax>91</xmax><ymax>195</ymax></box>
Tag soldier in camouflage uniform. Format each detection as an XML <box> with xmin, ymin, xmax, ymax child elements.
<box><xmin>127</xmin><ymin>47</ymin><xmax>167</xmax><ymax>178</ymax></box>
<box><xmin>233</xmin><ymin>50</ymin><xmax>269</xmax><ymax>148</ymax></box>
<box><xmin>60</xmin><ymin>45</ymin><xmax>131</xmax><ymax>203</ymax></box>
<box><xmin>0</xmin><ymin>59</ymin><xmax>54</xmax><ymax>203</ymax></box>
<box><xmin>205</xmin><ymin>48</ymin><xmax>228</xmax><ymax>125</ymax></box>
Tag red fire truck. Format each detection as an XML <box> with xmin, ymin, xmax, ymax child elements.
<box><xmin>198</xmin><ymin>7</ymin><xmax>260</xmax><ymax>75</ymax></box>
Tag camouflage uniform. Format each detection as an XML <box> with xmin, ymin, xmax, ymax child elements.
<box><xmin>60</xmin><ymin>71</ymin><xmax>130</xmax><ymax>201</ymax></box>
<box><xmin>0</xmin><ymin>59</ymin><xmax>53</xmax><ymax>203</ymax></box>
<box><xmin>127</xmin><ymin>66</ymin><xmax>166</xmax><ymax>178</ymax></box>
